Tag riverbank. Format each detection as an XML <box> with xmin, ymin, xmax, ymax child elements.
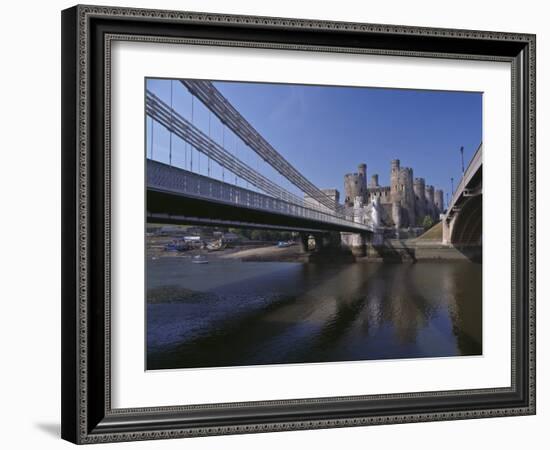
<box><xmin>148</xmin><ymin>234</ymin><xmax>480</xmax><ymax>264</ymax></box>
<box><xmin>365</xmin><ymin>238</ymin><xmax>481</xmax><ymax>262</ymax></box>
<box><xmin>219</xmin><ymin>244</ymin><xmax>307</xmax><ymax>262</ymax></box>
<box><xmin>148</xmin><ymin>235</ymin><xmax>307</xmax><ymax>263</ymax></box>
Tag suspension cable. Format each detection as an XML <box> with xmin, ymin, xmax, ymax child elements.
<box><xmin>234</xmin><ymin>134</ymin><xmax>238</xmax><ymax>186</ymax></box>
<box><xmin>169</xmin><ymin>80</ymin><xmax>173</xmax><ymax>166</ymax></box>
<box><xmin>221</xmin><ymin>125</ymin><xmax>225</xmax><ymax>182</ymax></box>
<box><xmin>149</xmin><ymin>116</ymin><xmax>154</xmax><ymax>160</ymax></box>
<box><xmin>208</xmin><ymin>111</ymin><xmax>211</xmax><ymax>177</ymax></box>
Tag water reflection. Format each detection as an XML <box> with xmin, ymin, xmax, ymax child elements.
<box><xmin>147</xmin><ymin>259</ymin><xmax>482</xmax><ymax>370</ymax></box>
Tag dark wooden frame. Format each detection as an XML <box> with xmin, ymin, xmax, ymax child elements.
<box><xmin>61</xmin><ymin>4</ymin><xmax>536</xmax><ymax>444</ymax></box>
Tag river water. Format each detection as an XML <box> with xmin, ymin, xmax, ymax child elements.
<box><xmin>146</xmin><ymin>256</ymin><xmax>482</xmax><ymax>370</ymax></box>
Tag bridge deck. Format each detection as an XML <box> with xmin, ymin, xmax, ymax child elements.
<box><xmin>147</xmin><ymin>160</ymin><xmax>372</xmax><ymax>233</ymax></box>
<box><xmin>444</xmin><ymin>143</ymin><xmax>482</xmax><ymax>222</ymax></box>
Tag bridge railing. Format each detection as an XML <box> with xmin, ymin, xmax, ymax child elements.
<box><xmin>148</xmin><ymin>160</ymin><xmax>372</xmax><ymax>232</ymax></box>
<box><xmin>446</xmin><ymin>143</ymin><xmax>482</xmax><ymax>217</ymax></box>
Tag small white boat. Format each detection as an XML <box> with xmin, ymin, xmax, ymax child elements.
<box><xmin>191</xmin><ymin>255</ymin><xmax>209</xmax><ymax>264</ymax></box>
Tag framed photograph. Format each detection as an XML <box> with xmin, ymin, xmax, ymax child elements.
<box><xmin>61</xmin><ymin>5</ymin><xmax>536</xmax><ymax>444</ymax></box>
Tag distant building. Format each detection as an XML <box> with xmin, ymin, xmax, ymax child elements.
<box><xmin>304</xmin><ymin>188</ymin><xmax>340</xmax><ymax>212</ymax></box>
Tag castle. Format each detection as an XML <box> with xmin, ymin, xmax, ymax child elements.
<box><xmin>343</xmin><ymin>161</ymin><xmax>444</xmax><ymax>228</ymax></box>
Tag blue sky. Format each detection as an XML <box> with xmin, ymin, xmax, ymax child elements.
<box><xmin>146</xmin><ymin>78</ymin><xmax>482</xmax><ymax>203</ymax></box>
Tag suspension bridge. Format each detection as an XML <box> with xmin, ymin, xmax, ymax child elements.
<box><xmin>146</xmin><ymin>79</ymin><xmax>373</xmax><ymax>235</ymax></box>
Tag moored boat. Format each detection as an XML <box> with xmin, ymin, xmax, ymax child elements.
<box><xmin>191</xmin><ymin>255</ymin><xmax>209</xmax><ymax>264</ymax></box>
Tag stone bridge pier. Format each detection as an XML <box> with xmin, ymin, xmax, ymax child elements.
<box><xmin>300</xmin><ymin>232</ymin><xmax>355</xmax><ymax>262</ymax></box>
<box><xmin>299</xmin><ymin>233</ymin><xmax>311</xmax><ymax>253</ymax></box>
<box><xmin>340</xmin><ymin>231</ymin><xmax>374</xmax><ymax>257</ymax></box>
<box><xmin>300</xmin><ymin>232</ymin><xmax>343</xmax><ymax>252</ymax></box>
<box><xmin>340</xmin><ymin>230</ymin><xmax>385</xmax><ymax>258</ymax></box>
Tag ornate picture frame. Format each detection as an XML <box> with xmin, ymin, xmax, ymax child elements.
<box><xmin>61</xmin><ymin>4</ymin><xmax>536</xmax><ymax>444</ymax></box>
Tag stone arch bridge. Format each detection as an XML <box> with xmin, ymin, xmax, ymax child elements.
<box><xmin>442</xmin><ymin>144</ymin><xmax>482</xmax><ymax>255</ymax></box>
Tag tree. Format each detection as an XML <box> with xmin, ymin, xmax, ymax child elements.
<box><xmin>250</xmin><ymin>229</ymin><xmax>268</xmax><ymax>241</ymax></box>
<box><xmin>422</xmin><ymin>215</ymin><xmax>434</xmax><ymax>230</ymax></box>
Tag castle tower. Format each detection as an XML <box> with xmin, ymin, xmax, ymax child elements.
<box><xmin>343</xmin><ymin>163</ymin><xmax>367</xmax><ymax>206</ymax></box>
<box><xmin>434</xmin><ymin>189</ymin><xmax>444</xmax><ymax>215</ymax></box>
<box><xmin>358</xmin><ymin>163</ymin><xmax>367</xmax><ymax>181</ymax></box>
<box><xmin>413</xmin><ymin>177</ymin><xmax>426</xmax><ymax>223</ymax></box>
<box><xmin>390</xmin><ymin>159</ymin><xmax>400</xmax><ymax>201</ymax></box>
<box><xmin>425</xmin><ymin>185</ymin><xmax>435</xmax><ymax>219</ymax></box>
<box><xmin>370</xmin><ymin>174</ymin><xmax>379</xmax><ymax>188</ymax></box>
<box><xmin>390</xmin><ymin>159</ymin><xmax>402</xmax><ymax>216</ymax></box>
<box><xmin>398</xmin><ymin>167</ymin><xmax>415</xmax><ymax>227</ymax></box>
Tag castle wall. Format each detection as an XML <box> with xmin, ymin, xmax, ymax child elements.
<box><xmin>380</xmin><ymin>203</ymin><xmax>393</xmax><ymax>225</ymax></box>
<box><xmin>392</xmin><ymin>202</ymin><xmax>401</xmax><ymax>229</ymax></box>
<box><xmin>366</xmin><ymin>186</ymin><xmax>392</xmax><ymax>204</ymax></box>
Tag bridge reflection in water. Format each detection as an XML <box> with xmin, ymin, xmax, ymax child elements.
<box><xmin>147</xmin><ymin>258</ymin><xmax>481</xmax><ymax>370</ymax></box>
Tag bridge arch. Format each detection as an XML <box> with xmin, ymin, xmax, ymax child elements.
<box><xmin>441</xmin><ymin>143</ymin><xmax>482</xmax><ymax>262</ymax></box>
<box><xmin>449</xmin><ymin>194</ymin><xmax>482</xmax><ymax>246</ymax></box>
